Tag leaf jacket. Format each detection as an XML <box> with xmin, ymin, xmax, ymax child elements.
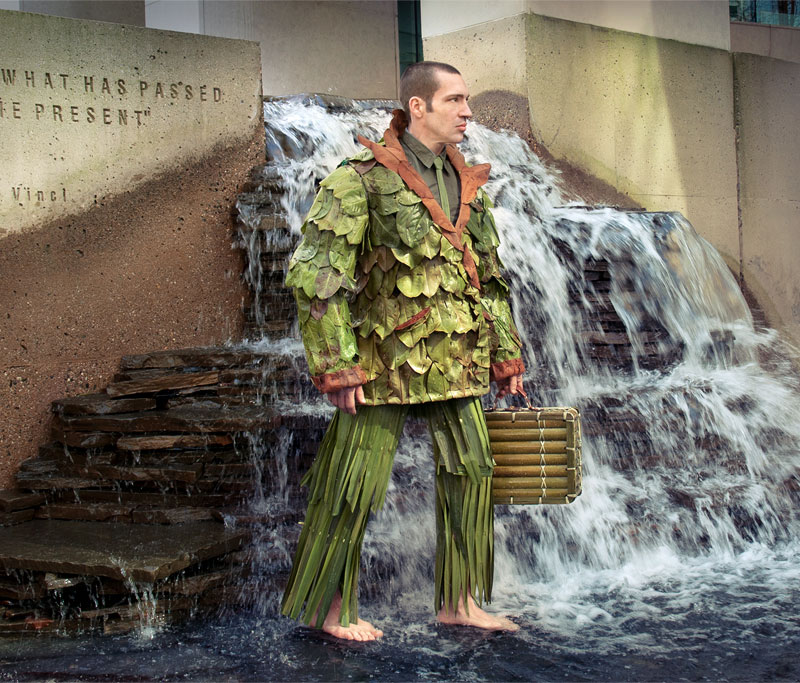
<box><xmin>285</xmin><ymin>116</ymin><xmax>525</xmax><ymax>405</ymax></box>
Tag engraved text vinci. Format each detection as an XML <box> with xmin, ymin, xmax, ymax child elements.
<box><xmin>12</xmin><ymin>186</ymin><xmax>68</xmax><ymax>205</ymax></box>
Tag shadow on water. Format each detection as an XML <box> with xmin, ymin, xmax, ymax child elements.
<box><xmin>3</xmin><ymin>96</ymin><xmax>800</xmax><ymax>681</ymax></box>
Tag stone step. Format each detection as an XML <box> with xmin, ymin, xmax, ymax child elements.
<box><xmin>52</xmin><ymin>406</ymin><xmax>280</xmax><ymax>434</ymax></box>
<box><xmin>35</xmin><ymin>503</ymin><xmax>216</xmax><ymax>525</ymax></box>
<box><xmin>52</xmin><ymin>395</ymin><xmax>158</xmax><ymax>416</ymax></box>
<box><xmin>106</xmin><ymin>370</ymin><xmax>220</xmax><ymax>398</ymax></box>
<box><xmin>119</xmin><ymin>347</ymin><xmax>279</xmax><ymax>370</ymax></box>
<box><xmin>0</xmin><ymin>519</ymin><xmax>247</xmax><ymax>582</ymax></box>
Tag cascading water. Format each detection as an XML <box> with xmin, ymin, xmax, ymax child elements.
<box><xmin>252</xmin><ymin>97</ymin><xmax>800</xmax><ymax>675</ymax></box>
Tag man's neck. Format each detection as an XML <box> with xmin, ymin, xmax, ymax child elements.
<box><xmin>406</xmin><ymin>123</ymin><xmax>445</xmax><ymax>156</ymax></box>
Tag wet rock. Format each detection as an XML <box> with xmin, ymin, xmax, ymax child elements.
<box><xmin>106</xmin><ymin>370</ymin><xmax>220</xmax><ymax>397</ymax></box>
<box><xmin>0</xmin><ymin>520</ymin><xmax>247</xmax><ymax>582</ymax></box>
<box><xmin>0</xmin><ymin>490</ymin><xmax>45</xmax><ymax>512</ymax></box>
<box><xmin>52</xmin><ymin>395</ymin><xmax>157</xmax><ymax>416</ymax></box>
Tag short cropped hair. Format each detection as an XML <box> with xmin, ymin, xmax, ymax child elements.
<box><xmin>399</xmin><ymin>61</ymin><xmax>461</xmax><ymax>117</ymax></box>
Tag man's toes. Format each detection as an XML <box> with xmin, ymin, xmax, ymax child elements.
<box><xmin>494</xmin><ymin>616</ymin><xmax>520</xmax><ymax>631</ymax></box>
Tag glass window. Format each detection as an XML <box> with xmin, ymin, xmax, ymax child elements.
<box><xmin>398</xmin><ymin>0</ymin><xmax>423</xmax><ymax>75</ymax></box>
<box><xmin>730</xmin><ymin>0</ymin><xmax>800</xmax><ymax>27</ymax></box>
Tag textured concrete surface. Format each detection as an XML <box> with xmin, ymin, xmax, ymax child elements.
<box><xmin>422</xmin><ymin>13</ymin><xmax>527</xmax><ymax>97</ymax></box>
<box><xmin>200</xmin><ymin>0</ymin><xmax>399</xmax><ymax>99</ymax></box>
<box><xmin>736</xmin><ymin>53</ymin><xmax>800</xmax><ymax>346</ymax></box>
<box><xmin>0</xmin><ymin>9</ymin><xmax>261</xmax><ymax>233</ymax></box>
<box><xmin>522</xmin><ymin>13</ymin><xmax>740</xmax><ymax>267</ymax></box>
<box><xmin>0</xmin><ymin>131</ymin><xmax>262</xmax><ymax>489</ymax></box>
<box><xmin>469</xmin><ymin>90</ymin><xmax>640</xmax><ymax>208</ymax></box>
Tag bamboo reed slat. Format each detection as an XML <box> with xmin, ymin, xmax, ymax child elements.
<box><xmin>492</xmin><ymin>452</ymin><xmax>569</xmax><ymax>466</ymax></box>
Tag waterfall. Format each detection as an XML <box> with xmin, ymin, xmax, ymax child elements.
<box><xmin>256</xmin><ymin>96</ymin><xmax>800</xmax><ymax>652</ymax></box>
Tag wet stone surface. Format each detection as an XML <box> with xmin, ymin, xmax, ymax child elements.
<box><xmin>0</xmin><ymin>520</ymin><xmax>247</xmax><ymax>582</ymax></box>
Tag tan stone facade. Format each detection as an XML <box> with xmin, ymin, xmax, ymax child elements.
<box><xmin>0</xmin><ymin>11</ymin><xmax>263</xmax><ymax>487</ymax></box>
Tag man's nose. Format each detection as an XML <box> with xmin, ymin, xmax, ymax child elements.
<box><xmin>460</xmin><ymin>101</ymin><xmax>472</xmax><ymax>119</ymax></box>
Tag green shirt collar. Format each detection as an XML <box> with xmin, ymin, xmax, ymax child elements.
<box><xmin>401</xmin><ymin>130</ymin><xmax>447</xmax><ymax>169</ymax></box>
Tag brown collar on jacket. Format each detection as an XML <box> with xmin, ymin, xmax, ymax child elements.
<box><xmin>356</xmin><ymin>110</ymin><xmax>490</xmax><ymax>290</ymax></box>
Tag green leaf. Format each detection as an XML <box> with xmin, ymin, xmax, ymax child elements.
<box><xmin>396</xmin><ymin>203</ymin><xmax>430</xmax><ymax>248</ymax></box>
<box><xmin>314</xmin><ymin>267</ymin><xmax>346</xmax><ymax>300</ymax></box>
<box><xmin>340</xmin><ymin>189</ymin><xmax>368</xmax><ymax>217</ymax></box>
<box><xmin>418</xmin><ymin>227</ymin><xmax>441</xmax><ymax>259</ymax></box>
<box><xmin>295</xmin><ymin>290</ymin><xmax>311</xmax><ymax>324</ymax></box>
<box><xmin>378</xmin><ymin>334</ymin><xmax>411</xmax><ymax>370</ymax></box>
<box><xmin>452</xmin><ymin>298</ymin><xmax>477</xmax><ymax>334</ymax></box>
<box><xmin>306</xmin><ymin>190</ymin><xmax>333</xmax><ymax>222</ymax></box>
<box><xmin>391</xmin><ymin>242</ymin><xmax>424</xmax><ymax>269</ymax></box>
<box><xmin>329</xmin><ymin>236</ymin><xmax>356</xmax><ymax>277</ymax></box>
<box><xmin>440</xmin><ymin>235</ymin><xmax>461</xmax><ymax>264</ymax></box>
<box><xmin>428</xmin><ymin>296</ymin><xmax>459</xmax><ymax>334</ymax></box>
<box><xmin>379</xmin><ymin>266</ymin><xmax>397</xmax><ymax>297</ymax></box>
<box><xmin>311</xmin><ymin>230</ymin><xmax>334</xmax><ymax>267</ymax></box>
<box><xmin>396</xmin><ymin>264</ymin><xmax>424</xmax><ymax>298</ymax></box>
<box><xmin>426</xmin><ymin>332</ymin><xmax>450</xmax><ymax>367</ymax></box>
<box><xmin>298</xmin><ymin>264</ymin><xmax>320</xmax><ymax>299</ymax></box>
<box><xmin>363</xmin><ymin>166</ymin><xmax>404</xmax><ymax>194</ymax></box>
<box><xmin>439</xmin><ymin>262</ymin><xmax>465</xmax><ymax>294</ymax></box>
<box><xmin>342</xmin><ymin>214</ymin><xmax>369</xmax><ymax>245</ymax></box>
<box><xmin>369</xmin><ymin>193</ymin><xmax>399</xmax><ymax>216</ymax></box>
<box><xmin>316</xmin><ymin>199</ymin><xmax>343</xmax><ymax>233</ymax></box>
<box><xmin>364</xmin><ymin>266</ymin><xmax>383</xmax><ymax>300</ymax></box>
<box><xmin>422</xmin><ymin>260</ymin><xmax>443</xmax><ymax>298</ymax></box>
<box><xmin>370</xmin><ymin>212</ymin><xmax>401</xmax><ymax>248</ymax></box>
<box><xmin>405</xmin><ymin>342</ymin><xmax>432</xmax><ymax>374</ymax></box>
<box><xmin>322</xmin><ymin>166</ymin><xmax>360</xmax><ymax>194</ymax></box>
<box><xmin>292</xmin><ymin>223</ymin><xmax>320</xmax><ymax>262</ymax></box>
<box><xmin>397</xmin><ymin>188</ymin><xmax>423</xmax><ymax>206</ymax></box>
<box><xmin>371</xmin><ymin>296</ymin><xmax>400</xmax><ymax>340</ymax></box>
<box><xmin>426</xmin><ymin>364</ymin><xmax>447</xmax><ymax>401</ymax></box>
<box><xmin>408</xmin><ymin>369</ymin><xmax>428</xmax><ymax>402</ymax></box>
<box><xmin>357</xmin><ymin>335</ymin><xmax>385</xmax><ymax>380</ymax></box>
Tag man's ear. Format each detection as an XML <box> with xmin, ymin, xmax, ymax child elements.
<box><xmin>408</xmin><ymin>95</ymin><xmax>425</xmax><ymax>120</ymax></box>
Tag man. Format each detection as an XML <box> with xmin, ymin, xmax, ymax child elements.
<box><xmin>282</xmin><ymin>62</ymin><xmax>525</xmax><ymax>641</ymax></box>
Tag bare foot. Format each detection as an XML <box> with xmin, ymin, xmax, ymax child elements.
<box><xmin>437</xmin><ymin>594</ymin><xmax>520</xmax><ymax>632</ymax></box>
<box><xmin>316</xmin><ymin>592</ymin><xmax>384</xmax><ymax>641</ymax></box>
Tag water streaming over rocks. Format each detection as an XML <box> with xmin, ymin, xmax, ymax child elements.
<box><xmin>3</xmin><ymin>96</ymin><xmax>800</xmax><ymax>680</ymax></box>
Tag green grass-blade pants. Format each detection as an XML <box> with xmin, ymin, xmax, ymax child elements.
<box><xmin>281</xmin><ymin>397</ymin><xmax>494</xmax><ymax>628</ymax></box>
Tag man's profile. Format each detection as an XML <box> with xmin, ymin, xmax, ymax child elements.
<box><xmin>281</xmin><ymin>61</ymin><xmax>525</xmax><ymax>641</ymax></box>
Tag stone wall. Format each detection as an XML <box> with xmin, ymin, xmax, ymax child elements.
<box><xmin>0</xmin><ymin>11</ymin><xmax>264</xmax><ymax>487</ymax></box>
<box><xmin>735</xmin><ymin>53</ymin><xmax>800</xmax><ymax>345</ymax></box>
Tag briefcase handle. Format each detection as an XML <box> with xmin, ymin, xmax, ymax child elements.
<box><xmin>489</xmin><ymin>384</ymin><xmax>533</xmax><ymax>412</ymax></box>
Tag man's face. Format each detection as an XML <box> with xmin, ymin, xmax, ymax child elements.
<box><xmin>414</xmin><ymin>71</ymin><xmax>472</xmax><ymax>150</ymax></box>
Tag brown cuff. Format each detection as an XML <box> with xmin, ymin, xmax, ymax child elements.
<box><xmin>490</xmin><ymin>357</ymin><xmax>525</xmax><ymax>382</ymax></box>
<box><xmin>311</xmin><ymin>366</ymin><xmax>367</xmax><ymax>394</ymax></box>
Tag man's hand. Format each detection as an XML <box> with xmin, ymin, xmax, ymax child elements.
<box><xmin>326</xmin><ymin>385</ymin><xmax>366</xmax><ymax>415</ymax></box>
<box><xmin>494</xmin><ymin>373</ymin><xmax>524</xmax><ymax>401</ymax></box>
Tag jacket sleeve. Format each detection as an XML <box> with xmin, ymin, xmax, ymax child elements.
<box><xmin>285</xmin><ymin>165</ymin><xmax>369</xmax><ymax>393</ymax></box>
<box><xmin>469</xmin><ymin>191</ymin><xmax>526</xmax><ymax>382</ymax></box>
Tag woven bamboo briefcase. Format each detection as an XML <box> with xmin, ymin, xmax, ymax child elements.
<box><xmin>486</xmin><ymin>403</ymin><xmax>582</xmax><ymax>505</ymax></box>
